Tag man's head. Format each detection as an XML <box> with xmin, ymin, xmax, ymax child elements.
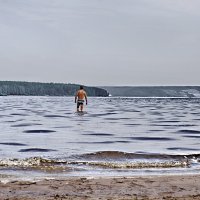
<box><xmin>80</xmin><ymin>85</ymin><xmax>83</xmax><ymax>90</ymax></box>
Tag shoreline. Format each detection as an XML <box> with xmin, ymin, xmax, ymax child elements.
<box><xmin>1</xmin><ymin>174</ymin><xmax>200</xmax><ymax>199</ymax></box>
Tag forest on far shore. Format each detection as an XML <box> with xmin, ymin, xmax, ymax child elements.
<box><xmin>0</xmin><ymin>81</ymin><xmax>109</xmax><ymax>97</ymax></box>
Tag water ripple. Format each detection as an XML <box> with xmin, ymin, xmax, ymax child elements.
<box><xmin>19</xmin><ymin>148</ymin><xmax>57</xmax><ymax>152</ymax></box>
<box><xmin>119</xmin><ymin>137</ymin><xmax>176</xmax><ymax>141</ymax></box>
<box><xmin>23</xmin><ymin>130</ymin><xmax>56</xmax><ymax>133</ymax></box>
<box><xmin>0</xmin><ymin>142</ymin><xmax>27</xmax><ymax>146</ymax></box>
<box><xmin>178</xmin><ymin>130</ymin><xmax>200</xmax><ymax>134</ymax></box>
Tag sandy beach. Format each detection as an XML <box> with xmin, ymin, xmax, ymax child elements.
<box><xmin>0</xmin><ymin>174</ymin><xmax>200</xmax><ymax>200</ymax></box>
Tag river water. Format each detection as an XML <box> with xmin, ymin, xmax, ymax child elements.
<box><xmin>0</xmin><ymin>96</ymin><xmax>200</xmax><ymax>180</ymax></box>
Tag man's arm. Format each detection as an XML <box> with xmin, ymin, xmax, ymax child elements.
<box><xmin>75</xmin><ymin>92</ymin><xmax>78</xmax><ymax>103</ymax></box>
<box><xmin>85</xmin><ymin>92</ymin><xmax>88</xmax><ymax>105</ymax></box>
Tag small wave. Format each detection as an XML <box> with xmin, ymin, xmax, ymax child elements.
<box><xmin>191</xmin><ymin>112</ymin><xmax>200</xmax><ymax>115</ymax></box>
<box><xmin>23</xmin><ymin>130</ymin><xmax>56</xmax><ymax>133</ymax></box>
<box><xmin>120</xmin><ymin>137</ymin><xmax>175</xmax><ymax>141</ymax></box>
<box><xmin>0</xmin><ymin>157</ymin><xmax>70</xmax><ymax>172</ymax></box>
<box><xmin>53</xmin><ymin>126</ymin><xmax>73</xmax><ymax>128</ymax></box>
<box><xmin>76</xmin><ymin>151</ymin><xmax>200</xmax><ymax>161</ymax></box>
<box><xmin>178</xmin><ymin>130</ymin><xmax>200</xmax><ymax>134</ymax></box>
<box><xmin>68</xmin><ymin>141</ymin><xmax>115</xmax><ymax>144</ymax></box>
<box><xmin>77</xmin><ymin>151</ymin><xmax>181</xmax><ymax>160</ymax></box>
<box><xmin>4</xmin><ymin>119</ymin><xmax>24</xmax><ymax>123</ymax></box>
<box><xmin>115</xmin><ymin>141</ymin><xmax>131</xmax><ymax>143</ymax></box>
<box><xmin>179</xmin><ymin>124</ymin><xmax>196</xmax><ymax>127</ymax></box>
<box><xmin>44</xmin><ymin>115</ymin><xmax>66</xmax><ymax>118</ymax></box>
<box><xmin>11</xmin><ymin>123</ymin><xmax>42</xmax><ymax>127</ymax></box>
<box><xmin>67</xmin><ymin>160</ymin><xmax>189</xmax><ymax>169</ymax></box>
<box><xmin>159</xmin><ymin>120</ymin><xmax>181</xmax><ymax>123</ymax></box>
<box><xmin>18</xmin><ymin>109</ymin><xmax>32</xmax><ymax>111</ymax></box>
<box><xmin>89</xmin><ymin>113</ymin><xmax>117</xmax><ymax>117</ymax></box>
<box><xmin>0</xmin><ymin>142</ymin><xmax>27</xmax><ymax>146</ymax></box>
<box><xmin>0</xmin><ymin>157</ymin><xmax>54</xmax><ymax>167</ymax></box>
<box><xmin>167</xmin><ymin>147</ymin><xmax>200</xmax><ymax>151</ymax></box>
<box><xmin>183</xmin><ymin>135</ymin><xmax>200</xmax><ymax>139</ymax></box>
<box><xmin>82</xmin><ymin>133</ymin><xmax>114</xmax><ymax>136</ymax></box>
<box><xmin>194</xmin><ymin>119</ymin><xmax>200</xmax><ymax>121</ymax></box>
<box><xmin>0</xmin><ymin>157</ymin><xmax>189</xmax><ymax>171</ymax></box>
<box><xmin>10</xmin><ymin>113</ymin><xmax>29</xmax><ymax>116</ymax></box>
<box><xmin>0</xmin><ymin>115</ymin><xmax>9</xmax><ymax>117</ymax></box>
<box><xmin>104</xmin><ymin>118</ymin><xmax>119</xmax><ymax>120</ymax></box>
<box><xmin>1</xmin><ymin>151</ymin><xmax>200</xmax><ymax>172</ymax></box>
<box><xmin>152</xmin><ymin>124</ymin><xmax>196</xmax><ymax>127</ymax></box>
<box><xmin>19</xmin><ymin>148</ymin><xmax>57</xmax><ymax>152</ymax></box>
<box><xmin>68</xmin><ymin>141</ymin><xmax>131</xmax><ymax>144</ymax></box>
<box><xmin>124</xmin><ymin>123</ymin><xmax>141</xmax><ymax>126</ymax></box>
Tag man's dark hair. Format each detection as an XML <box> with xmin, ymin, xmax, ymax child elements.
<box><xmin>80</xmin><ymin>85</ymin><xmax>83</xmax><ymax>90</ymax></box>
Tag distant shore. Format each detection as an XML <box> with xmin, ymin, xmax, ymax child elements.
<box><xmin>1</xmin><ymin>174</ymin><xmax>200</xmax><ymax>199</ymax></box>
<box><xmin>0</xmin><ymin>81</ymin><xmax>109</xmax><ymax>97</ymax></box>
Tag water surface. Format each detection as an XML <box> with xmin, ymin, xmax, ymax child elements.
<box><xmin>0</xmin><ymin>96</ymin><xmax>200</xmax><ymax>179</ymax></box>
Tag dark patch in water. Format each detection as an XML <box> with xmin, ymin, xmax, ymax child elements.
<box><xmin>191</xmin><ymin>112</ymin><xmax>200</xmax><ymax>115</ymax></box>
<box><xmin>19</xmin><ymin>148</ymin><xmax>57</xmax><ymax>152</ymax></box>
<box><xmin>104</xmin><ymin>118</ymin><xmax>119</xmax><ymax>120</ymax></box>
<box><xmin>82</xmin><ymin>133</ymin><xmax>114</xmax><ymax>136</ymax></box>
<box><xmin>124</xmin><ymin>123</ymin><xmax>141</xmax><ymax>126</ymax></box>
<box><xmin>64</xmin><ymin>112</ymin><xmax>72</xmax><ymax>115</ymax></box>
<box><xmin>158</xmin><ymin>120</ymin><xmax>181</xmax><ymax>123</ymax></box>
<box><xmin>18</xmin><ymin>109</ymin><xmax>32</xmax><ymax>111</ymax></box>
<box><xmin>23</xmin><ymin>130</ymin><xmax>56</xmax><ymax>133</ymax></box>
<box><xmin>121</xmin><ymin>109</ymin><xmax>141</xmax><ymax>113</ymax></box>
<box><xmin>75</xmin><ymin>120</ymin><xmax>90</xmax><ymax>122</ymax></box>
<box><xmin>131</xmin><ymin>110</ymin><xmax>141</xmax><ymax>112</ymax></box>
<box><xmin>44</xmin><ymin>115</ymin><xmax>66</xmax><ymax>118</ymax></box>
<box><xmin>11</xmin><ymin>113</ymin><xmax>29</xmax><ymax>116</ymax></box>
<box><xmin>94</xmin><ymin>141</ymin><xmax>115</xmax><ymax>144</ymax></box>
<box><xmin>135</xmin><ymin>151</ymin><xmax>148</xmax><ymax>154</ymax></box>
<box><xmin>69</xmin><ymin>141</ymin><xmax>115</xmax><ymax>144</ymax></box>
<box><xmin>150</xmin><ymin>112</ymin><xmax>162</xmax><ymax>115</ymax></box>
<box><xmin>151</xmin><ymin>124</ymin><xmax>175</xmax><ymax>127</ymax></box>
<box><xmin>117</xmin><ymin>118</ymin><xmax>131</xmax><ymax>120</ymax></box>
<box><xmin>115</xmin><ymin>141</ymin><xmax>131</xmax><ymax>143</ymax></box>
<box><xmin>89</xmin><ymin>113</ymin><xmax>118</xmax><ymax>117</ymax></box>
<box><xmin>178</xmin><ymin>130</ymin><xmax>200</xmax><ymax>134</ymax></box>
<box><xmin>179</xmin><ymin>124</ymin><xmax>196</xmax><ymax>127</ymax></box>
<box><xmin>5</xmin><ymin>119</ymin><xmax>24</xmax><ymax>123</ymax></box>
<box><xmin>174</xmin><ymin>115</ymin><xmax>185</xmax><ymax>118</ymax></box>
<box><xmin>152</xmin><ymin>124</ymin><xmax>195</xmax><ymax>127</ymax></box>
<box><xmin>183</xmin><ymin>135</ymin><xmax>200</xmax><ymax>139</ymax></box>
<box><xmin>11</xmin><ymin>123</ymin><xmax>42</xmax><ymax>127</ymax></box>
<box><xmin>53</xmin><ymin>126</ymin><xmax>73</xmax><ymax>128</ymax></box>
<box><xmin>0</xmin><ymin>142</ymin><xmax>27</xmax><ymax>146</ymax></box>
<box><xmin>167</xmin><ymin>147</ymin><xmax>200</xmax><ymax>151</ymax></box>
<box><xmin>0</xmin><ymin>115</ymin><xmax>9</xmax><ymax>117</ymax></box>
<box><xmin>120</xmin><ymin>137</ymin><xmax>175</xmax><ymax>141</ymax></box>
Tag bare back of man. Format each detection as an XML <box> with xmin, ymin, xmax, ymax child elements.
<box><xmin>75</xmin><ymin>86</ymin><xmax>88</xmax><ymax>112</ymax></box>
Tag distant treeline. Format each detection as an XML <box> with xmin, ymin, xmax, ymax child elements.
<box><xmin>0</xmin><ymin>81</ymin><xmax>109</xmax><ymax>97</ymax></box>
<box><xmin>103</xmin><ymin>86</ymin><xmax>200</xmax><ymax>97</ymax></box>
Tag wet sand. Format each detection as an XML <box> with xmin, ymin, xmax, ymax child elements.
<box><xmin>1</xmin><ymin>175</ymin><xmax>200</xmax><ymax>199</ymax></box>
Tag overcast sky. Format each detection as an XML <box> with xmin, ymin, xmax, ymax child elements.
<box><xmin>0</xmin><ymin>0</ymin><xmax>199</xmax><ymax>86</ymax></box>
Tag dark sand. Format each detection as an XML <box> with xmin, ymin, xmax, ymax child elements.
<box><xmin>1</xmin><ymin>175</ymin><xmax>200</xmax><ymax>199</ymax></box>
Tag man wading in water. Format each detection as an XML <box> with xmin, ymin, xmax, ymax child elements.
<box><xmin>75</xmin><ymin>86</ymin><xmax>88</xmax><ymax>112</ymax></box>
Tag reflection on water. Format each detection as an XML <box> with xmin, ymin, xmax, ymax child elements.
<box><xmin>0</xmin><ymin>96</ymin><xmax>200</xmax><ymax>177</ymax></box>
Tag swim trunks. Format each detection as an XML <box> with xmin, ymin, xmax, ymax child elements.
<box><xmin>77</xmin><ymin>99</ymin><xmax>84</xmax><ymax>108</ymax></box>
